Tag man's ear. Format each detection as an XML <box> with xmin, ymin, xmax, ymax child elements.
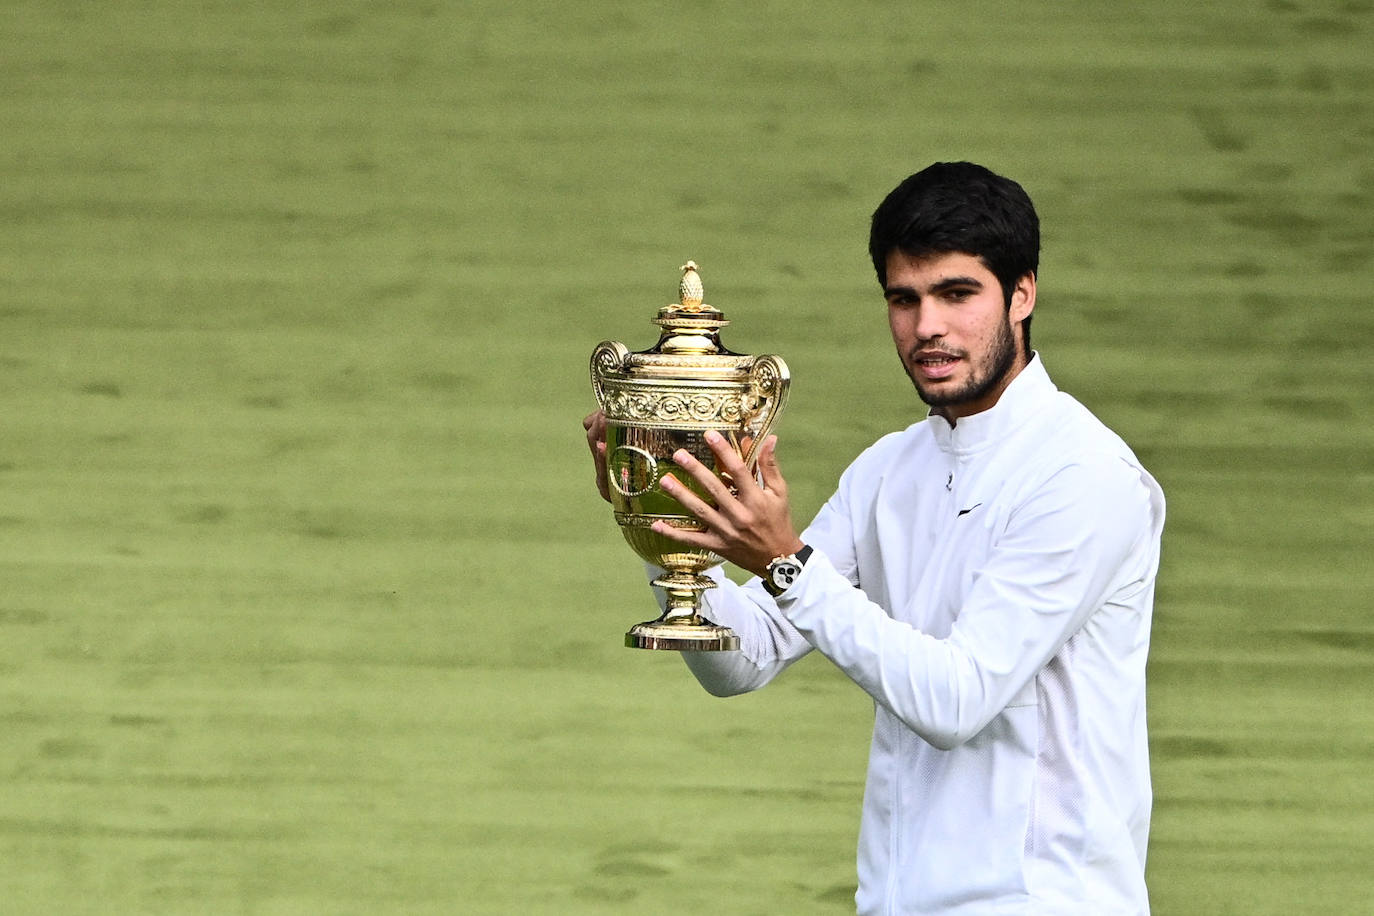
<box><xmin>1009</xmin><ymin>272</ymin><xmax>1036</xmax><ymax>324</ymax></box>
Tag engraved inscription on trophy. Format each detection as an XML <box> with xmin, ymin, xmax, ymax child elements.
<box><xmin>590</xmin><ymin>261</ymin><xmax>790</xmax><ymax>651</ymax></box>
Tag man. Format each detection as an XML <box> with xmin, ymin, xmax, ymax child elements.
<box><xmin>584</xmin><ymin>162</ymin><xmax>1165</xmax><ymax>914</ymax></box>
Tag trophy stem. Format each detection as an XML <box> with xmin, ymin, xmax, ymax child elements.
<box><xmin>626</xmin><ymin>573</ymin><xmax>741</xmax><ymax>651</ymax></box>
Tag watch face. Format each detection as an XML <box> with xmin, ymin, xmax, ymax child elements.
<box><xmin>770</xmin><ymin>561</ymin><xmax>802</xmax><ymax>591</ymax></box>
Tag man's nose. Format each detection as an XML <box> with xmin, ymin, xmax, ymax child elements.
<box><xmin>913</xmin><ymin>305</ymin><xmax>947</xmax><ymax>342</ymax></box>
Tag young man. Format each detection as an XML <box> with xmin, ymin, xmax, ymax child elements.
<box><xmin>584</xmin><ymin>162</ymin><xmax>1165</xmax><ymax>914</ymax></box>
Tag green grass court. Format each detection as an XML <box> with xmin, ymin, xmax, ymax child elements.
<box><xmin>2</xmin><ymin>1</ymin><xmax>1371</xmax><ymax>912</ymax></box>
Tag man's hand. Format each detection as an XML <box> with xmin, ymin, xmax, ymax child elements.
<box><xmin>583</xmin><ymin>410</ymin><xmax>611</xmax><ymax>503</ymax></box>
<box><xmin>652</xmin><ymin>429</ymin><xmax>804</xmax><ymax>579</ymax></box>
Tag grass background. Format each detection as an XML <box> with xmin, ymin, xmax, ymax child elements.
<box><xmin>2</xmin><ymin>0</ymin><xmax>1372</xmax><ymax>912</ymax></box>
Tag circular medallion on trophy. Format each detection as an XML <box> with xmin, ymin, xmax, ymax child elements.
<box><xmin>606</xmin><ymin>444</ymin><xmax>659</xmax><ymax>498</ymax></box>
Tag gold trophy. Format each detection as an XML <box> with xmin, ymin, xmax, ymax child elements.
<box><xmin>591</xmin><ymin>261</ymin><xmax>790</xmax><ymax>651</ymax></box>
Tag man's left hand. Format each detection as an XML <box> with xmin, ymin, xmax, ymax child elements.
<box><xmin>651</xmin><ymin>430</ymin><xmax>804</xmax><ymax>579</ymax></box>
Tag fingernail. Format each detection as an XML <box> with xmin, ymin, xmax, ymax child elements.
<box><xmin>673</xmin><ymin>449</ymin><xmax>690</xmax><ymax>464</ymax></box>
<box><xmin>704</xmin><ymin>430</ymin><xmax>722</xmax><ymax>444</ymax></box>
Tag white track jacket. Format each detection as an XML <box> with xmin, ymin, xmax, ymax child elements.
<box><xmin>665</xmin><ymin>356</ymin><xmax>1166</xmax><ymax>914</ymax></box>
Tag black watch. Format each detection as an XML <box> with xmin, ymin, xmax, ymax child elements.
<box><xmin>763</xmin><ymin>544</ymin><xmax>814</xmax><ymax>597</ymax></box>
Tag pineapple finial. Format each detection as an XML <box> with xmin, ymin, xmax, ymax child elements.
<box><xmin>679</xmin><ymin>260</ymin><xmax>704</xmax><ymax>309</ymax></box>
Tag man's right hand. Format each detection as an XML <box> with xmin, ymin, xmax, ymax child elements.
<box><xmin>582</xmin><ymin>410</ymin><xmax>611</xmax><ymax>503</ymax></box>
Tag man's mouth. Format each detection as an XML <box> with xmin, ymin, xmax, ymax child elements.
<box><xmin>912</xmin><ymin>350</ymin><xmax>961</xmax><ymax>380</ymax></box>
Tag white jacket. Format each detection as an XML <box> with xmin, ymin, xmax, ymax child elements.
<box><xmin>670</xmin><ymin>356</ymin><xmax>1166</xmax><ymax>914</ymax></box>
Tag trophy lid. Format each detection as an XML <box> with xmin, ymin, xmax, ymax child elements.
<box><xmin>651</xmin><ymin>261</ymin><xmax>733</xmax><ymax>356</ymax></box>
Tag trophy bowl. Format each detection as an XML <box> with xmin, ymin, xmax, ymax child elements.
<box><xmin>591</xmin><ymin>261</ymin><xmax>789</xmax><ymax>650</ymax></box>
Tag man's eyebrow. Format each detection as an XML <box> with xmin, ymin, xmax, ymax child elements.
<box><xmin>929</xmin><ymin>275</ymin><xmax>983</xmax><ymax>291</ymax></box>
<box><xmin>884</xmin><ymin>276</ymin><xmax>984</xmax><ymax>298</ymax></box>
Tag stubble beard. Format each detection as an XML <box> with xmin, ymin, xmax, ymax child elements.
<box><xmin>906</xmin><ymin>314</ymin><xmax>1019</xmax><ymax>409</ymax></box>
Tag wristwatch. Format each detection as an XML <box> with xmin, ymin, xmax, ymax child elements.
<box><xmin>763</xmin><ymin>545</ymin><xmax>814</xmax><ymax>597</ymax></box>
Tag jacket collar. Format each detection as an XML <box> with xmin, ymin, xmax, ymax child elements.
<box><xmin>928</xmin><ymin>353</ymin><xmax>1057</xmax><ymax>456</ymax></box>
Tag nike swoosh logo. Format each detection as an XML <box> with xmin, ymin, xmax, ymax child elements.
<box><xmin>957</xmin><ymin>503</ymin><xmax>983</xmax><ymax>517</ymax></box>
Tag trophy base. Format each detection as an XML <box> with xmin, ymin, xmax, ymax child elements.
<box><xmin>625</xmin><ymin>619</ymin><xmax>740</xmax><ymax>652</ymax></box>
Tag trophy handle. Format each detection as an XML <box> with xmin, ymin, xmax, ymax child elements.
<box><xmin>741</xmin><ymin>354</ymin><xmax>790</xmax><ymax>468</ymax></box>
<box><xmin>590</xmin><ymin>340</ymin><xmax>631</xmax><ymax>410</ymax></box>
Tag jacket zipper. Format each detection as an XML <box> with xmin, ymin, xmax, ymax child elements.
<box><xmin>885</xmin><ymin>455</ymin><xmax>960</xmax><ymax>913</ymax></box>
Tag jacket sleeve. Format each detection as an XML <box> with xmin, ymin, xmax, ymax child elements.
<box><xmin>775</xmin><ymin>455</ymin><xmax>1160</xmax><ymax>749</ymax></box>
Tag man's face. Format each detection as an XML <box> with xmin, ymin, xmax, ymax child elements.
<box><xmin>883</xmin><ymin>250</ymin><xmax>1035</xmax><ymax>423</ymax></box>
